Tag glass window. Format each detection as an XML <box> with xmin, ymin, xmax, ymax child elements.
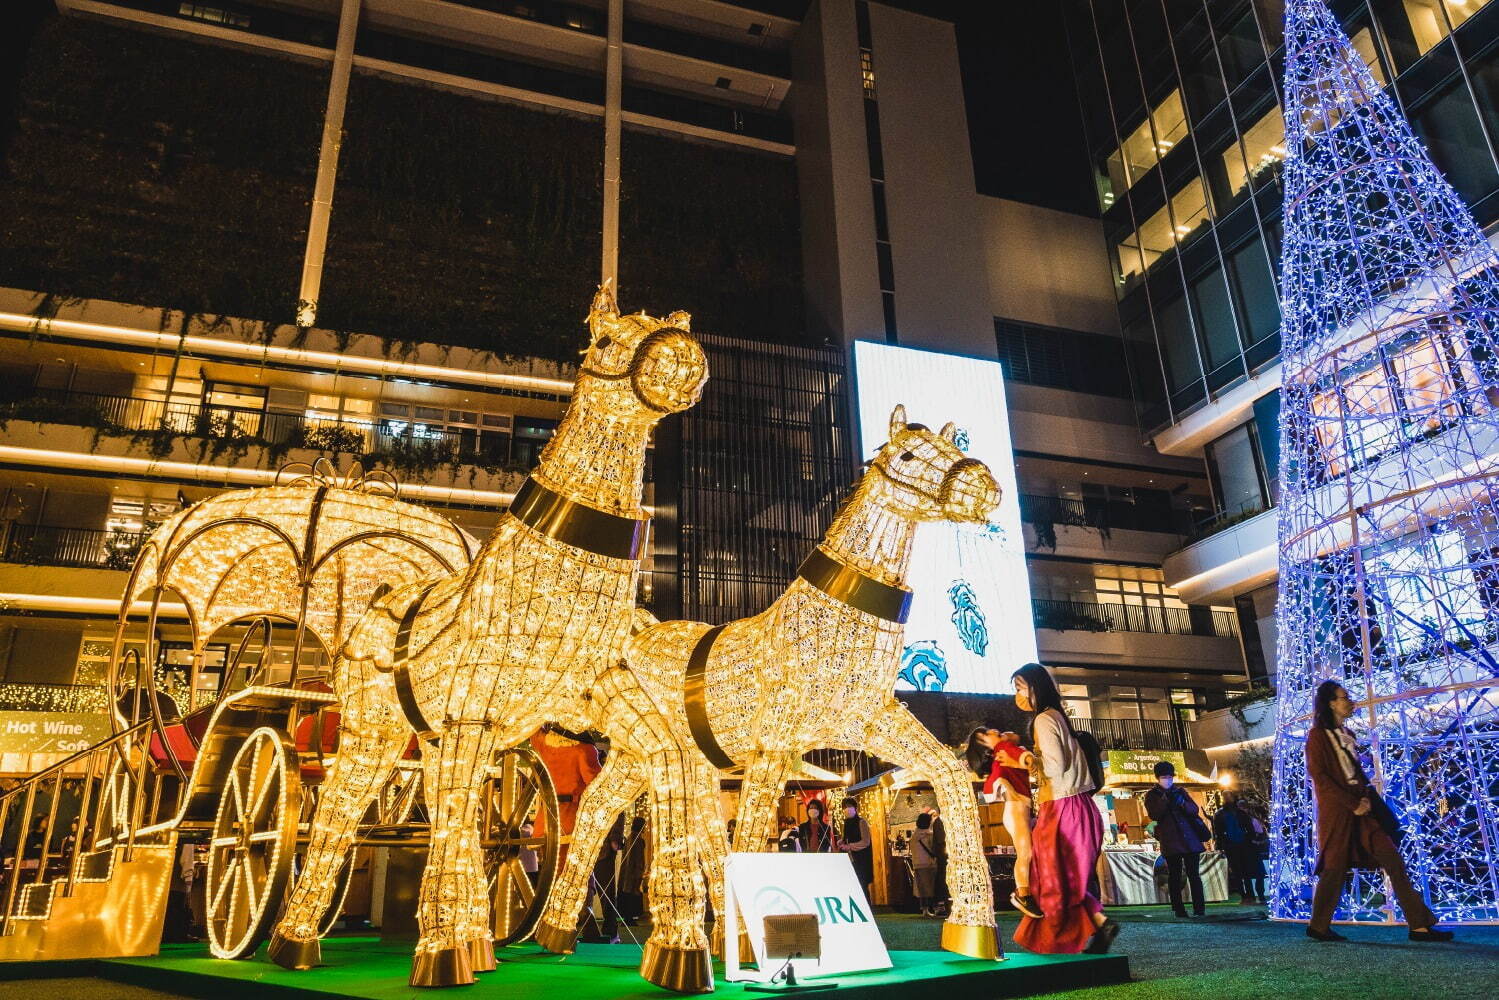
<box><xmin>1251</xmin><ymin>0</ymin><xmax>1286</xmax><ymax>51</ymax></box>
<box><xmin>1371</xmin><ymin>526</ymin><xmax>1490</xmax><ymax>656</ymax></box>
<box><xmin>1402</xmin><ymin>0</ymin><xmax>1452</xmax><ymax>55</ymax></box>
<box><xmin>1156</xmin><ymin>296</ymin><xmax>1202</xmax><ymax>392</ymax></box>
<box><xmin>1103</xmin><ymin>89</ymin><xmax>1190</xmax><ymax>197</ymax></box>
<box><xmin>1114</xmin><ymin>175</ymin><xmax>1213</xmax><ymax>287</ymax></box>
<box><xmin>1170</xmin><ymin>176</ymin><xmax>1212</xmax><ymax>244</ymax></box>
<box><xmin>1252</xmin><ymin>389</ymin><xmax>1282</xmax><ymax>502</ymax></box>
<box><xmin>1190</xmin><ymin>269</ymin><xmax>1242</xmax><ymax>371</ymax></box>
<box><xmin>1412</xmin><ymin>78</ymin><xmax>1499</xmax><ymax>206</ymax></box>
<box><xmin>1225</xmin><ymin>104</ymin><xmax>1286</xmax><ymax>198</ymax></box>
<box><xmin>1206</xmin><ymin>423</ymin><xmax>1267</xmax><ymax>516</ymax></box>
<box><xmin>1228</xmin><ymin>238</ymin><xmax>1282</xmax><ymax>346</ymax></box>
<box><xmin>1349</xmin><ymin>27</ymin><xmax>1389</xmax><ymax>86</ymax></box>
<box><xmin>1443</xmin><ymin>0</ymin><xmax>1495</xmax><ymax>29</ymax></box>
<box><xmin>1218</xmin><ymin>11</ymin><xmax>1266</xmax><ymax>88</ymax></box>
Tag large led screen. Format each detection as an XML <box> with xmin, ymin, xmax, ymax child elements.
<box><xmin>852</xmin><ymin>341</ymin><xmax>1037</xmax><ymax>695</ymax></box>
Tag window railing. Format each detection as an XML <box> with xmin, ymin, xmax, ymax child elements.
<box><xmin>1</xmin><ymin>524</ymin><xmax>149</xmax><ymax>571</ymax></box>
<box><xmin>1019</xmin><ymin>494</ymin><xmax>1193</xmax><ymax>536</ymax></box>
<box><xmin>1183</xmin><ymin>500</ymin><xmax>1272</xmax><ymax>545</ymax></box>
<box><xmin>1</xmin><ymin>387</ymin><xmax>525</xmax><ymax>470</ymax></box>
<box><xmin>1070</xmin><ymin>715</ymin><xmax>1191</xmax><ymax>751</ymax></box>
<box><xmin>1032</xmin><ymin>598</ymin><xmax>1239</xmax><ymax>637</ymax></box>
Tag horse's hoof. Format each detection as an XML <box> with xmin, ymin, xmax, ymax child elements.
<box><xmin>409</xmin><ymin>945</ymin><xmax>476</xmax><ymax>987</ymax></box>
<box><xmin>534</xmin><ymin>920</ymin><xmax>579</xmax><ymax>955</ymax></box>
<box><xmin>640</xmin><ymin>940</ymin><xmax>713</xmax><ymax>993</ymax></box>
<box><xmin>466</xmin><ymin>938</ymin><xmax>497</xmax><ymax>972</ymax></box>
<box><xmin>940</xmin><ymin>921</ymin><xmax>1004</xmax><ymax>961</ymax></box>
<box><xmin>267</xmin><ymin>931</ymin><xmax>320</xmax><ymax>970</ymax></box>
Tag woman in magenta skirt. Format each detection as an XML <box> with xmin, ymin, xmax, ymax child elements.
<box><xmin>1010</xmin><ymin>662</ymin><xmax>1119</xmax><ymax>954</ymax></box>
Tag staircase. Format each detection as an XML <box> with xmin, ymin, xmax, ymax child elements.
<box><xmin>0</xmin><ymin>721</ymin><xmax>179</xmax><ymax>962</ymax></box>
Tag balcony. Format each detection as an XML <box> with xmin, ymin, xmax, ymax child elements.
<box><xmin>1</xmin><ymin>387</ymin><xmax>531</xmax><ymax>475</ymax></box>
<box><xmin>1071</xmin><ymin>715</ymin><xmax>1191</xmax><ymax>751</ymax></box>
<box><xmin>1032</xmin><ymin>598</ymin><xmax>1239</xmax><ymax>638</ymax></box>
<box><xmin>1019</xmin><ymin>494</ymin><xmax>1193</xmax><ymax>536</ymax></box>
<box><xmin>1</xmin><ymin>524</ymin><xmax>148</xmax><ymax>571</ymax></box>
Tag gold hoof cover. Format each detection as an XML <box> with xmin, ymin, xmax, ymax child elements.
<box><xmin>533</xmin><ymin>921</ymin><xmax>579</xmax><ymax>955</ymax></box>
<box><xmin>640</xmin><ymin>940</ymin><xmax>713</xmax><ymax>994</ymax></box>
<box><xmin>941</xmin><ymin>921</ymin><xmax>1004</xmax><ymax>961</ymax></box>
<box><xmin>267</xmin><ymin>932</ymin><xmax>321</xmax><ymax>970</ymax></box>
<box><xmin>410</xmin><ymin>945</ymin><xmax>476</xmax><ymax>987</ymax></box>
<box><xmin>467</xmin><ymin>938</ymin><xmax>497</xmax><ymax>972</ymax></box>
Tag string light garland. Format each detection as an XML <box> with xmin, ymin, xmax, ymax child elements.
<box><xmin>537</xmin><ymin>409</ymin><xmax>1006</xmax><ymax>962</ymax></box>
<box><xmin>1272</xmin><ymin>0</ymin><xmax>1499</xmax><ymax>925</ymax></box>
<box><xmin>270</xmin><ymin>285</ymin><xmax>715</xmax><ymax>990</ymax></box>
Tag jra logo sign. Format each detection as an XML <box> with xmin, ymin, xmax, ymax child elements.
<box><xmin>725</xmin><ymin>853</ymin><xmax>891</xmax><ymax>981</ymax></box>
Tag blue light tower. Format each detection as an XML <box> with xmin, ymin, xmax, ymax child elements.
<box><xmin>1272</xmin><ymin>0</ymin><xmax>1499</xmax><ymax>923</ymax></box>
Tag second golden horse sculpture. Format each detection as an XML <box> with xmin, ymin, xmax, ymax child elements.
<box><xmin>268</xmin><ymin>287</ymin><xmax>1003</xmax><ymax>992</ymax></box>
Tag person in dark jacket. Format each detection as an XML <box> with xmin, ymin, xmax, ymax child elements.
<box><xmin>797</xmin><ymin>800</ymin><xmax>835</xmax><ymax>853</ymax></box>
<box><xmin>1304</xmin><ymin>680</ymin><xmax>1453</xmax><ymax>943</ymax></box>
<box><xmin>1212</xmin><ymin>793</ymin><xmax>1266</xmax><ymax>904</ymax></box>
<box><xmin>1143</xmin><ymin>760</ymin><xmax>1206</xmax><ymax>918</ymax></box>
<box><xmin>840</xmin><ymin>799</ymin><xmax>875</xmax><ymax>903</ymax></box>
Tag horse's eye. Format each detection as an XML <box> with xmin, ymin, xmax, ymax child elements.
<box><xmin>900</xmin><ymin>451</ymin><xmax>914</xmax><ymax>462</ymax></box>
<box><xmin>594</xmin><ymin>335</ymin><xmax>612</xmax><ymax>350</ymax></box>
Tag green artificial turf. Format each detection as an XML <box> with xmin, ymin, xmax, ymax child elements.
<box><xmin>93</xmin><ymin>936</ymin><xmax>1124</xmax><ymax>1000</ymax></box>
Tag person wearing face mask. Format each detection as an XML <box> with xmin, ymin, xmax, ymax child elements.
<box><xmin>1144</xmin><ymin>760</ymin><xmax>1207</xmax><ymax>918</ymax></box>
<box><xmin>1305</xmin><ymin>680</ymin><xmax>1454</xmax><ymax>943</ymax></box>
<box><xmin>1009</xmin><ymin>662</ymin><xmax>1118</xmax><ymax>955</ymax></box>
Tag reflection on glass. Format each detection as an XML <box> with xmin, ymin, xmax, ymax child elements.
<box><xmin>1445</xmin><ymin>0</ymin><xmax>1495</xmax><ymax>30</ymax></box>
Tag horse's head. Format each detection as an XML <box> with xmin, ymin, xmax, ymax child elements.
<box><xmin>577</xmin><ymin>281</ymin><xmax>708</xmax><ymax>419</ymax></box>
<box><xmin>866</xmin><ymin>406</ymin><xmax>1001</xmax><ymax>525</ymax></box>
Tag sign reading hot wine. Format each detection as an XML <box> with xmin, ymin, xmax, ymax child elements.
<box><xmin>0</xmin><ymin>712</ymin><xmax>111</xmax><ymax>755</ymax></box>
<box><xmin>724</xmin><ymin>852</ymin><xmax>892</xmax><ymax>981</ymax></box>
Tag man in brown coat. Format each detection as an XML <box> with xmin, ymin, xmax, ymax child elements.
<box><xmin>1305</xmin><ymin>680</ymin><xmax>1452</xmax><ymax>943</ymax></box>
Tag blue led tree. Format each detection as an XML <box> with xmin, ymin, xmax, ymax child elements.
<box><xmin>1272</xmin><ymin>0</ymin><xmax>1499</xmax><ymax>924</ymax></box>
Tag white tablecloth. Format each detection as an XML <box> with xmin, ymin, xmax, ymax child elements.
<box><xmin>1099</xmin><ymin>849</ymin><xmax>1228</xmax><ymax>906</ymax></box>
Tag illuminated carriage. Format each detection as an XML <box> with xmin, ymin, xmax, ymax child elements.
<box><xmin>0</xmin><ymin>463</ymin><xmax>561</xmax><ymax>962</ymax></box>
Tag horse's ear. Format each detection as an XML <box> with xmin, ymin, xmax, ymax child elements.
<box><xmin>940</xmin><ymin>421</ymin><xmax>958</xmax><ymax>442</ymax></box>
<box><xmin>590</xmin><ymin>279</ymin><xmax>618</xmax><ymax>320</ymax></box>
<box><xmin>665</xmin><ymin>310</ymin><xmax>692</xmax><ymax>332</ymax></box>
<box><xmin>889</xmin><ymin>405</ymin><xmax>907</xmax><ymax>440</ymax></box>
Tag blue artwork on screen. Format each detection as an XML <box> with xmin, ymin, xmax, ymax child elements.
<box><xmin>853</xmin><ymin>341</ymin><xmax>1038</xmax><ymax>695</ymax></box>
<box><xmin>897</xmin><ymin>641</ymin><xmax>948</xmax><ymax>692</ymax></box>
<box><xmin>947</xmin><ymin>580</ymin><xmax>988</xmax><ymax>657</ymax></box>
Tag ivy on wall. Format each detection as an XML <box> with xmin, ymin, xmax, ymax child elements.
<box><xmin>0</xmin><ymin>16</ymin><xmax>807</xmax><ymax>361</ymax></box>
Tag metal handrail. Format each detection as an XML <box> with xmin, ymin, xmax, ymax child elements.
<box><xmin>1018</xmin><ymin>493</ymin><xmax>1194</xmax><ymax>535</ymax></box>
<box><xmin>0</xmin><ymin>524</ymin><xmax>149</xmax><ymax>570</ymax></box>
<box><xmin>1070</xmin><ymin>715</ymin><xmax>1192</xmax><ymax>751</ymax></box>
<box><xmin>1031</xmin><ymin>598</ymin><xmax>1240</xmax><ymax>637</ymax></box>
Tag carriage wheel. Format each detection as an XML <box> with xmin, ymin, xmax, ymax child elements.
<box><xmin>206</xmin><ymin>727</ymin><xmax>300</xmax><ymax>959</ymax></box>
<box><xmin>484</xmin><ymin>746</ymin><xmax>560</xmax><ymax>946</ymax></box>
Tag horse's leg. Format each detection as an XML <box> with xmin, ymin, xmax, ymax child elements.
<box><xmin>535</xmin><ymin>751</ymin><xmax>645</xmax><ymax>953</ymax></box>
<box><xmin>638</xmin><ymin>746</ymin><xmax>713</xmax><ymax>992</ymax></box>
<box><xmin>270</xmin><ymin>662</ymin><xmax>405</xmax><ymax>969</ymax></box>
<box><xmin>713</xmin><ymin>751</ymin><xmax>792</xmax><ymax>961</ymax></box>
<box><xmin>410</xmin><ymin>720</ymin><xmax>498</xmax><ymax>987</ymax></box>
<box><xmin>867</xmin><ymin>705</ymin><xmax>1001</xmax><ymax>960</ymax></box>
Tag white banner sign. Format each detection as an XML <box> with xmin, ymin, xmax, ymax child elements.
<box><xmin>724</xmin><ymin>852</ymin><xmax>891</xmax><ymax>982</ymax></box>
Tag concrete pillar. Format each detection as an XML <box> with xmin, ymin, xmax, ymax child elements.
<box><xmin>601</xmin><ymin>0</ymin><xmax>623</xmax><ymax>289</ymax></box>
<box><xmin>297</xmin><ymin>0</ymin><xmax>362</xmax><ymax>328</ymax></box>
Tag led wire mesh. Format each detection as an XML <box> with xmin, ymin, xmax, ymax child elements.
<box><xmin>1271</xmin><ymin>0</ymin><xmax>1499</xmax><ymax>923</ymax></box>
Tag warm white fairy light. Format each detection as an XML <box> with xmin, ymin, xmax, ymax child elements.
<box><xmin>540</xmin><ymin>409</ymin><xmax>1006</xmax><ymax>961</ymax></box>
<box><xmin>272</xmin><ymin>286</ymin><xmax>713</xmax><ymax>990</ymax></box>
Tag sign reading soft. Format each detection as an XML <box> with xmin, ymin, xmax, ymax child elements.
<box><xmin>852</xmin><ymin>341</ymin><xmax>1038</xmax><ymax>695</ymax></box>
<box><xmin>0</xmin><ymin>712</ymin><xmax>111</xmax><ymax>755</ymax></box>
<box><xmin>724</xmin><ymin>852</ymin><xmax>891</xmax><ymax>981</ymax></box>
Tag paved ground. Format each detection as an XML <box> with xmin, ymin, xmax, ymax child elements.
<box><xmin>3</xmin><ymin>902</ymin><xmax>1494</xmax><ymax>999</ymax></box>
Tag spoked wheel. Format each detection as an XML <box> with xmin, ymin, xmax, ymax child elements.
<box><xmin>483</xmin><ymin>745</ymin><xmax>560</xmax><ymax>946</ymax></box>
<box><xmin>206</xmin><ymin>727</ymin><xmax>300</xmax><ymax>959</ymax></box>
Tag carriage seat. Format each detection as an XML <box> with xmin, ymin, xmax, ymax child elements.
<box><xmin>147</xmin><ymin>704</ymin><xmax>214</xmax><ymax>773</ymax></box>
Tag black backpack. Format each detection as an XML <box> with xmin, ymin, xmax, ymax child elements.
<box><xmin>1072</xmin><ymin>728</ymin><xmax>1106</xmax><ymax>793</ymax></box>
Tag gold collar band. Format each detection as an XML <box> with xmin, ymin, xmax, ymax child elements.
<box><xmin>509</xmin><ymin>477</ymin><xmax>649</xmax><ymax>561</ymax></box>
<box><xmin>683</xmin><ymin>625</ymin><xmax>736</xmax><ymax>770</ymax></box>
<box><xmin>797</xmin><ymin>547</ymin><xmax>912</xmax><ymax>623</ymax></box>
<box><xmin>393</xmin><ymin>583</ymin><xmax>439</xmax><ymax>743</ymax></box>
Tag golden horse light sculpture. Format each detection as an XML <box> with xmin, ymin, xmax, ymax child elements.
<box><xmin>268</xmin><ymin>285</ymin><xmax>712</xmax><ymax>989</ymax></box>
<box><xmin>536</xmin><ymin>408</ymin><xmax>1006</xmax><ymax>967</ymax></box>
